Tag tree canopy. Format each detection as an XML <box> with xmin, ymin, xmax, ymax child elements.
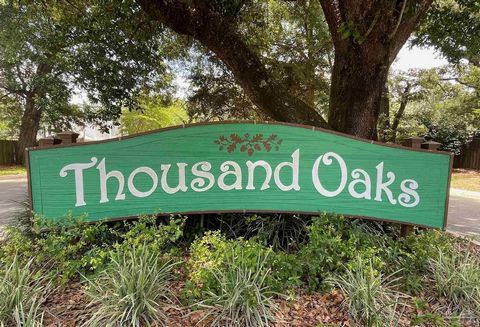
<box><xmin>0</xmin><ymin>0</ymin><xmax>174</xmax><ymax>161</ymax></box>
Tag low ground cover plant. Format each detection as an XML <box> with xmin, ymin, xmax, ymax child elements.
<box><xmin>83</xmin><ymin>246</ymin><xmax>178</xmax><ymax>327</ymax></box>
<box><xmin>195</xmin><ymin>250</ymin><xmax>278</xmax><ymax>327</ymax></box>
<box><xmin>0</xmin><ymin>212</ymin><xmax>478</xmax><ymax>325</ymax></box>
<box><xmin>0</xmin><ymin>255</ymin><xmax>50</xmax><ymax>326</ymax></box>
<box><xmin>429</xmin><ymin>249</ymin><xmax>480</xmax><ymax>318</ymax></box>
<box><xmin>329</xmin><ymin>257</ymin><xmax>405</xmax><ymax>326</ymax></box>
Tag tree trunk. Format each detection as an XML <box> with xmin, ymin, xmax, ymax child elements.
<box><xmin>319</xmin><ymin>0</ymin><xmax>433</xmax><ymax>139</ymax></box>
<box><xmin>378</xmin><ymin>83</ymin><xmax>391</xmax><ymax>142</ymax></box>
<box><xmin>389</xmin><ymin>82</ymin><xmax>411</xmax><ymax>143</ymax></box>
<box><xmin>17</xmin><ymin>94</ymin><xmax>41</xmax><ymax>165</ymax></box>
<box><xmin>328</xmin><ymin>50</ymin><xmax>389</xmax><ymax>139</ymax></box>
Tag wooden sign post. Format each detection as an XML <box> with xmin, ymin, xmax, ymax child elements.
<box><xmin>27</xmin><ymin>122</ymin><xmax>452</xmax><ymax>229</ymax></box>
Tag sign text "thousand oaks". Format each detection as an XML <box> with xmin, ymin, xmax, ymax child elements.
<box><xmin>27</xmin><ymin>122</ymin><xmax>452</xmax><ymax>228</ymax></box>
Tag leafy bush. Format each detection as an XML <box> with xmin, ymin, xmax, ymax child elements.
<box><xmin>0</xmin><ymin>215</ymin><xmax>185</xmax><ymax>282</ymax></box>
<box><xmin>184</xmin><ymin>231</ymin><xmax>301</xmax><ymax>301</ymax></box>
<box><xmin>329</xmin><ymin>256</ymin><xmax>405</xmax><ymax>327</ymax></box>
<box><xmin>299</xmin><ymin>214</ymin><xmax>385</xmax><ymax>291</ymax></box>
<box><xmin>83</xmin><ymin>246</ymin><xmax>178</xmax><ymax>327</ymax></box>
<box><xmin>429</xmin><ymin>249</ymin><xmax>480</xmax><ymax>318</ymax></box>
<box><xmin>0</xmin><ymin>256</ymin><xmax>49</xmax><ymax>326</ymax></box>
<box><xmin>400</xmin><ymin>230</ymin><xmax>454</xmax><ymax>274</ymax></box>
<box><xmin>113</xmin><ymin>215</ymin><xmax>185</xmax><ymax>254</ymax></box>
<box><xmin>195</xmin><ymin>250</ymin><xmax>278</xmax><ymax>327</ymax></box>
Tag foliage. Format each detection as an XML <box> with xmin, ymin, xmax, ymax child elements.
<box><xmin>0</xmin><ymin>256</ymin><xmax>49</xmax><ymax>326</ymax></box>
<box><xmin>184</xmin><ymin>231</ymin><xmax>302</xmax><ymax>301</ymax></box>
<box><xmin>121</xmin><ymin>97</ymin><xmax>188</xmax><ymax>134</ymax></box>
<box><xmin>429</xmin><ymin>249</ymin><xmax>480</xmax><ymax>318</ymax></box>
<box><xmin>83</xmin><ymin>246</ymin><xmax>178</xmax><ymax>327</ymax></box>
<box><xmin>194</xmin><ymin>250</ymin><xmax>278</xmax><ymax>327</ymax></box>
<box><xmin>0</xmin><ymin>215</ymin><xmax>185</xmax><ymax>282</ymax></box>
<box><xmin>387</xmin><ymin>66</ymin><xmax>480</xmax><ymax>152</ymax></box>
<box><xmin>329</xmin><ymin>257</ymin><xmax>405</xmax><ymax>327</ymax></box>
<box><xmin>299</xmin><ymin>214</ymin><xmax>385</xmax><ymax>291</ymax></box>
<box><xmin>113</xmin><ymin>215</ymin><xmax>185</xmax><ymax>255</ymax></box>
<box><xmin>185</xmin><ymin>0</ymin><xmax>332</xmax><ymax>121</ymax></box>
<box><xmin>413</xmin><ymin>0</ymin><xmax>480</xmax><ymax>65</ymax></box>
<box><xmin>0</xmin><ymin>0</ymin><xmax>176</xmax><ymax>151</ymax></box>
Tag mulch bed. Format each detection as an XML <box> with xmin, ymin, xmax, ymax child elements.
<box><xmin>40</xmin><ymin>242</ymin><xmax>480</xmax><ymax>326</ymax></box>
<box><xmin>41</xmin><ymin>284</ymin><xmax>352</xmax><ymax>327</ymax></box>
<box><xmin>40</xmin><ymin>282</ymin><xmax>480</xmax><ymax>327</ymax></box>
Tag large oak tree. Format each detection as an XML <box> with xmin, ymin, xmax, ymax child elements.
<box><xmin>137</xmin><ymin>0</ymin><xmax>433</xmax><ymax>139</ymax></box>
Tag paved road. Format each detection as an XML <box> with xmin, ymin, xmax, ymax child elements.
<box><xmin>0</xmin><ymin>176</ymin><xmax>28</xmax><ymax>226</ymax></box>
<box><xmin>447</xmin><ymin>192</ymin><xmax>480</xmax><ymax>240</ymax></box>
<box><xmin>0</xmin><ymin>177</ymin><xmax>479</xmax><ymax>239</ymax></box>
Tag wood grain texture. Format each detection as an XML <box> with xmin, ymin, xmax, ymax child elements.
<box><xmin>27</xmin><ymin>122</ymin><xmax>451</xmax><ymax>228</ymax></box>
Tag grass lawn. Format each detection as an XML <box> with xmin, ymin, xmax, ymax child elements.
<box><xmin>0</xmin><ymin>165</ymin><xmax>26</xmax><ymax>176</ymax></box>
<box><xmin>451</xmin><ymin>169</ymin><xmax>480</xmax><ymax>192</ymax></box>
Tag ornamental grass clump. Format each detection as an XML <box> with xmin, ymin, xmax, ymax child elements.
<box><xmin>195</xmin><ymin>250</ymin><xmax>279</xmax><ymax>327</ymax></box>
<box><xmin>429</xmin><ymin>249</ymin><xmax>480</xmax><ymax>318</ymax></box>
<box><xmin>329</xmin><ymin>256</ymin><xmax>405</xmax><ymax>327</ymax></box>
<box><xmin>0</xmin><ymin>256</ymin><xmax>48</xmax><ymax>326</ymax></box>
<box><xmin>83</xmin><ymin>246</ymin><xmax>178</xmax><ymax>327</ymax></box>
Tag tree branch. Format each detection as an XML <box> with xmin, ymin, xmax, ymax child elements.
<box><xmin>389</xmin><ymin>0</ymin><xmax>433</xmax><ymax>63</ymax></box>
<box><xmin>318</xmin><ymin>0</ymin><xmax>347</xmax><ymax>51</ymax></box>
<box><xmin>136</xmin><ymin>0</ymin><xmax>330</xmax><ymax>128</ymax></box>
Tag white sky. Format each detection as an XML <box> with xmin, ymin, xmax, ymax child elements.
<box><xmin>392</xmin><ymin>44</ymin><xmax>448</xmax><ymax>71</ymax></box>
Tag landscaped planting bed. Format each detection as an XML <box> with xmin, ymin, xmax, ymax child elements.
<box><xmin>1</xmin><ymin>214</ymin><xmax>479</xmax><ymax>326</ymax></box>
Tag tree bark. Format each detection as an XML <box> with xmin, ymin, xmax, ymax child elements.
<box><xmin>17</xmin><ymin>94</ymin><xmax>42</xmax><ymax>164</ymax></box>
<box><xmin>328</xmin><ymin>49</ymin><xmax>389</xmax><ymax>139</ymax></box>
<box><xmin>16</xmin><ymin>62</ymin><xmax>52</xmax><ymax>164</ymax></box>
<box><xmin>389</xmin><ymin>82</ymin><xmax>411</xmax><ymax>143</ymax></box>
<box><xmin>136</xmin><ymin>0</ymin><xmax>329</xmax><ymax>129</ymax></box>
<box><xmin>319</xmin><ymin>0</ymin><xmax>433</xmax><ymax>139</ymax></box>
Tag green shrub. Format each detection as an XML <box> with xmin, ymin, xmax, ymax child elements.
<box><xmin>195</xmin><ymin>250</ymin><xmax>278</xmax><ymax>327</ymax></box>
<box><xmin>429</xmin><ymin>249</ymin><xmax>480</xmax><ymax>318</ymax></box>
<box><xmin>113</xmin><ymin>215</ymin><xmax>185</xmax><ymax>254</ymax></box>
<box><xmin>329</xmin><ymin>256</ymin><xmax>405</xmax><ymax>327</ymax></box>
<box><xmin>83</xmin><ymin>246</ymin><xmax>178</xmax><ymax>327</ymax></box>
<box><xmin>299</xmin><ymin>214</ymin><xmax>385</xmax><ymax>291</ymax></box>
<box><xmin>389</xmin><ymin>230</ymin><xmax>454</xmax><ymax>295</ymax></box>
<box><xmin>0</xmin><ymin>256</ymin><xmax>49</xmax><ymax>326</ymax></box>
<box><xmin>184</xmin><ymin>231</ymin><xmax>301</xmax><ymax>301</ymax></box>
<box><xmin>400</xmin><ymin>230</ymin><xmax>454</xmax><ymax>275</ymax></box>
<box><xmin>0</xmin><ymin>215</ymin><xmax>185</xmax><ymax>282</ymax></box>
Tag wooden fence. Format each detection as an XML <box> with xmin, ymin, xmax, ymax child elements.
<box><xmin>0</xmin><ymin>140</ymin><xmax>18</xmax><ymax>165</ymax></box>
<box><xmin>454</xmin><ymin>136</ymin><xmax>480</xmax><ymax>169</ymax></box>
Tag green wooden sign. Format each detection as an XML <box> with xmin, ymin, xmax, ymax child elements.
<box><xmin>27</xmin><ymin>122</ymin><xmax>452</xmax><ymax>229</ymax></box>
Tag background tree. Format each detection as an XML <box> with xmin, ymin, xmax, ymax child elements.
<box><xmin>385</xmin><ymin>65</ymin><xmax>480</xmax><ymax>152</ymax></box>
<box><xmin>186</xmin><ymin>0</ymin><xmax>332</xmax><ymax>122</ymax></box>
<box><xmin>121</xmin><ymin>95</ymin><xmax>188</xmax><ymax>134</ymax></box>
<box><xmin>0</xmin><ymin>0</ymin><xmax>173</xmax><ymax>163</ymax></box>
<box><xmin>413</xmin><ymin>0</ymin><xmax>480</xmax><ymax>66</ymax></box>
